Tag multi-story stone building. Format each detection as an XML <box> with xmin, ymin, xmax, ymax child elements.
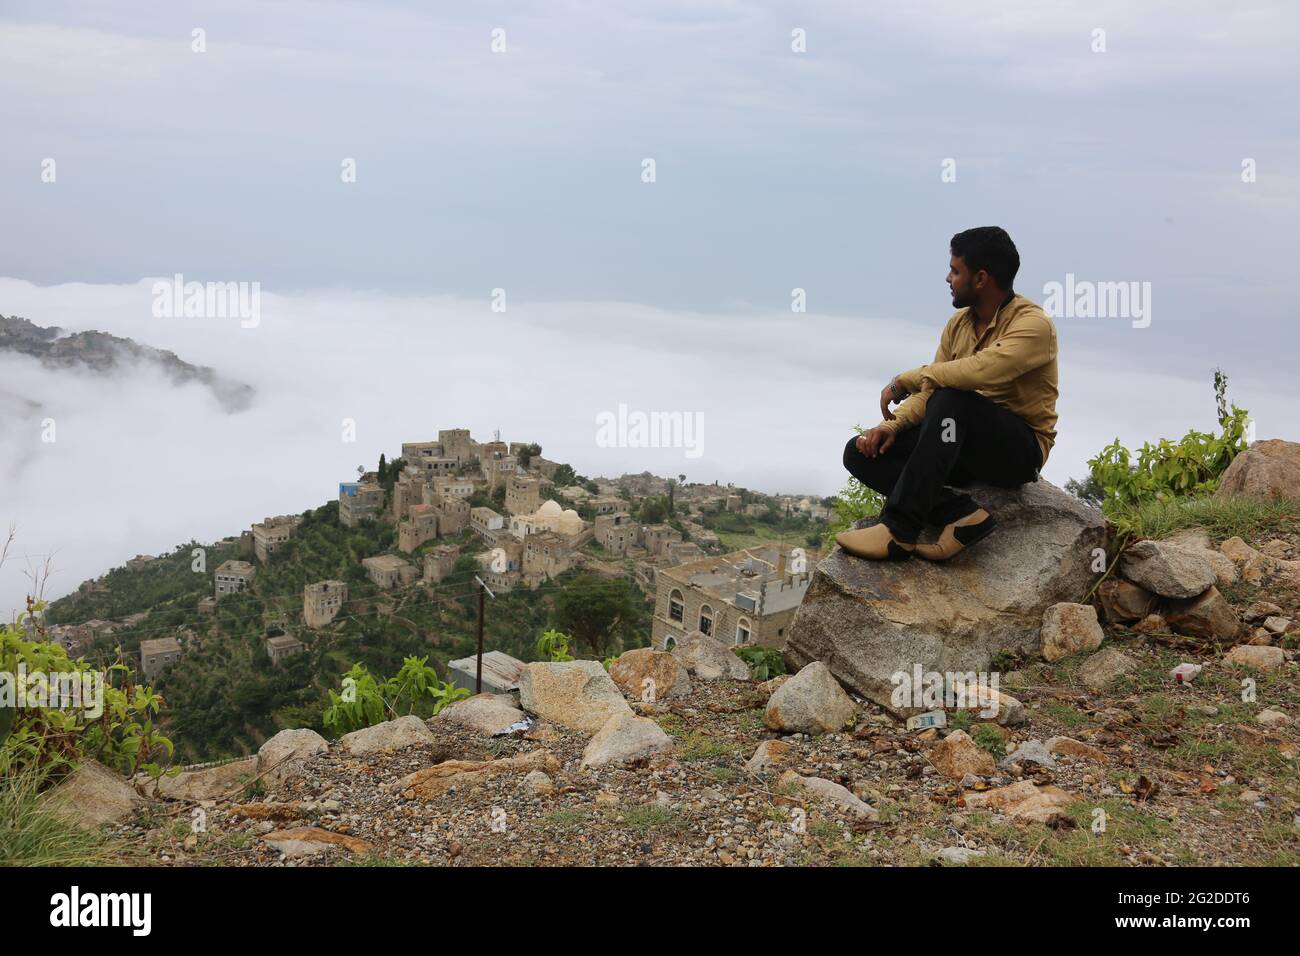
<box><xmin>432</xmin><ymin>476</ymin><xmax>476</xmax><ymax>499</ymax></box>
<box><xmin>140</xmin><ymin>636</ymin><xmax>183</xmax><ymax>681</ymax></box>
<box><xmin>471</xmin><ymin>506</ymin><xmax>505</xmax><ymax>546</ymax></box>
<box><xmin>391</xmin><ymin>473</ymin><xmax>427</xmax><ymax>521</ymax></box>
<box><xmin>397</xmin><ymin>504</ymin><xmax>440</xmax><ymax>553</ymax></box>
<box><xmin>650</xmin><ymin>546</ymin><xmax>813</xmax><ymax>651</ymax></box>
<box><xmin>522</xmin><ymin>531</ymin><xmax>574</xmax><ymax>587</ymax></box>
<box><xmin>215</xmin><ymin>559</ymin><xmax>255</xmax><ymax>598</ymax></box>
<box><xmin>643</xmin><ymin>523</ymin><xmax>683</xmax><ymax>556</ymax></box>
<box><xmin>252</xmin><ymin>515</ymin><xmax>301</xmax><ymax>562</ymax></box>
<box><xmin>339</xmin><ymin>481</ymin><xmax>385</xmax><ymax>527</ymax></box>
<box><xmin>589</xmin><ymin>496</ymin><xmax>625</xmax><ymax>516</ymax></box>
<box><xmin>432</xmin><ymin>494</ymin><xmax>471</xmax><ymax>535</ymax></box>
<box><xmin>484</xmin><ymin>454</ymin><xmax>517</xmax><ymax>490</ymax></box>
<box><xmin>595</xmin><ymin>512</ymin><xmax>638</xmax><ymax>556</ymax></box>
<box><xmin>362</xmin><ymin>554</ymin><xmax>418</xmax><ymax>589</ymax></box>
<box><xmin>423</xmin><ymin>545</ymin><xmax>461</xmax><ymax>584</ymax></box>
<box><xmin>504</xmin><ymin>474</ymin><xmax>545</xmax><ymax>515</ymax></box>
<box><xmin>303</xmin><ymin>580</ymin><xmax>347</xmax><ymax>628</ymax></box>
<box><xmin>266</xmin><ymin>632</ymin><xmax>307</xmax><ymax>664</ymax></box>
<box><xmin>439</xmin><ymin>428</ymin><xmax>475</xmax><ymax>465</ymax></box>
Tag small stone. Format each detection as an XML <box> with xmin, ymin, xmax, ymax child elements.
<box><xmin>1046</xmin><ymin>736</ymin><xmax>1107</xmax><ymax>763</ymax></box>
<box><xmin>1224</xmin><ymin>645</ymin><xmax>1285</xmax><ymax>671</ymax></box>
<box><xmin>1078</xmin><ymin>648</ymin><xmax>1139</xmax><ymax>692</ymax></box>
<box><xmin>1040</xmin><ymin>603</ymin><xmax>1105</xmax><ymax>662</ymax></box>
<box><xmin>930</xmin><ymin>730</ymin><xmax>997</xmax><ymax>779</ymax></box>
<box><xmin>1000</xmin><ymin>739</ymin><xmax>1057</xmax><ymax>770</ymax></box>
<box><xmin>1256</xmin><ymin>708</ymin><xmax>1290</xmax><ymax>728</ymax></box>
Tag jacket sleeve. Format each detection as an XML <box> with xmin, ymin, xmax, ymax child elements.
<box><xmin>875</xmin><ymin>331</ymin><xmax>952</xmax><ymax>435</ymax></box>
<box><xmin>906</xmin><ymin>312</ymin><xmax>1054</xmax><ymax>391</ymax></box>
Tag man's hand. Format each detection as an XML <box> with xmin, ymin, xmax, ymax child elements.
<box><xmin>879</xmin><ymin>377</ymin><xmax>907</xmax><ymax>421</ymax></box>
<box><xmin>856</xmin><ymin>426</ymin><xmax>896</xmax><ymax>458</ymax></box>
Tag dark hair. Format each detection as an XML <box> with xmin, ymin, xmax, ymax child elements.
<box><xmin>950</xmin><ymin>226</ymin><xmax>1019</xmax><ymax>291</ymax></box>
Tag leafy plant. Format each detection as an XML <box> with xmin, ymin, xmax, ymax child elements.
<box><xmin>733</xmin><ymin>645</ymin><xmax>785</xmax><ymax>681</ymax></box>
<box><xmin>321</xmin><ymin>655</ymin><xmax>468</xmax><ymax>736</ymax></box>
<box><xmin>536</xmin><ymin>628</ymin><xmax>575</xmax><ymax>663</ymax></box>
<box><xmin>1</xmin><ymin>604</ymin><xmax>174</xmax><ymax>780</ymax></box>
<box><xmin>1085</xmin><ymin>369</ymin><xmax>1250</xmax><ymax>528</ymax></box>
<box><xmin>971</xmin><ymin>723</ymin><xmax>1006</xmax><ymax>758</ymax></box>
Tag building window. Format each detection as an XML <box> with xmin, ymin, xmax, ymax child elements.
<box><xmin>669</xmin><ymin>589</ymin><xmax>684</xmax><ymax>624</ymax></box>
<box><xmin>699</xmin><ymin>604</ymin><xmax>714</xmax><ymax>637</ymax></box>
<box><xmin>736</xmin><ymin>617</ymin><xmax>751</xmax><ymax>645</ymax></box>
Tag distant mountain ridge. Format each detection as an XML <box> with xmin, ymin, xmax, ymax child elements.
<box><xmin>0</xmin><ymin>313</ymin><xmax>254</xmax><ymax>412</ymax></box>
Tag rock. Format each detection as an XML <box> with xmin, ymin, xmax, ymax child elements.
<box><xmin>338</xmin><ymin>715</ymin><xmax>437</xmax><ymax>755</ymax></box>
<box><xmin>1120</xmin><ymin>539</ymin><xmax>1216</xmax><ymax>599</ymax></box>
<box><xmin>962</xmin><ymin>780</ymin><xmax>1075</xmax><ymax>825</ymax></box>
<box><xmin>517</xmin><ymin>660</ymin><xmax>634</xmax><ymax>733</ymax></box>
<box><xmin>257</xmin><ymin>728</ymin><xmax>328</xmax><ymax>788</ymax></box>
<box><xmin>1040</xmin><ymin>603</ymin><xmax>1105</xmax><ymax>662</ymax></box>
<box><xmin>784</xmin><ymin>481</ymin><xmax>1107</xmax><ymax>711</ymax></box>
<box><xmin>1162</xmin><ymin>586</ymin><xmax>1242</xmax><ymax>642</ymax></box>
<box><xmin>1220</xmin><ymin>538</ymin><xmax>1300</xmax><ymax>589</ymax></box>
<box><xmin>150</xmin><ymin>757</ymin><xmax>258</xmax><ymax>802</ymax></box>
<box><xmin>1214</xmin><ymin>439</ymin><xmax>1300</xmax><ymax>500</ymax></box>
<box><xmin>1132</xmin><ymin>613</ymin><xmax>1167</xmax><ymax>635</ymax></box>
<box><xmin>1097</xmin><ymin>579</ymin><xmax>1158</xmax><ymax>623</ymax></box>
<box><xmin>1078</xmin><ymin>648</ymin><xmax>1138</xmax><ymax>692</ymax></box>
<box><xmin>777</xmin><ymin>770</ymin><xmax>877</xmax><ymax>819</ymax></box>
<box><xmin>398</xmin><ymin>750</ymin><xmax>560</xmax><ymax>798</ymax></box>
<box><xmin>973</xmin><ymin>687</ymin><xmax>1027</xmax><ymax>727</ymax></box>
<box><xmin>1256</xmin><ymin>708</ymin><xmax>1290</xmax><ymax>728</ymax></box>
<box><xmin>1162</xmin><ymin>529</ymin><xmax>1239</xmax><ymax>588</ymax></box>
<box><xmin>936</xmin><ymin>846</ymin><xmax>986</xmax><ymax>865</ymax></box>
<box><xmin>521</xmin><ymin>770</ymin><xmax>555</xmax><ymax>796</ymax></box>
<box><xmin>670</xmin><ymin>631</ymin><xmax>752</xmax><ymax>681</ymax></box>
<box><xmin>930</xmin><ymin>730</ymin><xmax>997</xmax><ymax>779</ymax></box>
<box><xmin>764</xmin><ymin>661</ymin><xmax>857</xmax><ymax>734</ymax></box>
<box><xmin>1220</xmin><ymin>536</ymin><xmax>1258</xmax><ymax>565</ymax></box>
<box><xmin>1000</xmin><ymin>739</ymin><xmax>1057</xmax><ymax>770</ymax></box>
<box><xmin>1046</xmin><ymin>736</ymin><xmax>1107</xmax><ymax>763</ymax></box>
<box><xmin>607</xmin><ymin>648</ymin><xmax>692</xmax><ymax>701</ymax></box>
<box><xmin>580</xmin><ymin>713</ymin><xmax>673</xmax><ymax>768</ymax></box>
<box><xmin>1248</xmin><ymin>628</ymin><xmax>1274</xmax><ymax>646</ymax></box>
<box><xmin>41</xmin><ymin>760</ymin><xmax>145</xmax><ymax>829</ymax></box>
<box><xmin>758</xmin><ymin>675</ymin><xmax>790</xmax><ymax>698</ymax></box>
<box><xmin>745</xmin><ymin>739</ymin><xmax>796</xmax><ymax>774</ymax></box>
<box><xmin>1223</xmin><ymin>645</ymin><xmax>1285</xmax><ymax>671</ymax></box>
<box><xmin>1244</xmin><ymin>600</ymin><xmax>1285</xmax><ymax>622</ymax></box>
<box><xmin>1263</xmin><ymin>616</ymin><xmax>1291</xmax><ymax>635</ymax></box>
<box><xmin>263</xmin><ymin>827</ymin><xmax>373</xmax><ymax>859</ymax></box>
<box><xmin>594</xmin><ymin>790</ymin><xmax>620</xmax><ymax>807</ymax></box>
<box><xmin>433</xmin><ymin>694</ymin><xmax>527</xmax><ymax>736</ymax></box>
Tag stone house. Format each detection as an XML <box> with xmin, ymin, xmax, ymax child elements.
<box><xmin>651</xmin><ymin>546</ymin><xmax>813</xmax><ymax>651</ymax></box>
<box><xmin>303</xmin><ymin>580</ymin><xmax>347</xmax><ymax>628</ymax></box>
<box><xmin>471</xmin><ymin>506</ymin><xmax>505</xmax><ymax>545</ymax></box>
<box><xmin>438</xmin><ymin>428</ymin><xmax>475</xmax><ymax>465</ymax></box>
<box><xmin>266</xmin><ymin>632</ymin><xmax>307</xmax><ymax>664</ymax></box>
<box><xmin>522</xmin><ymin>531</ymin><xmax>574</xmax><ymax>586</ymax></box>
<box><xmin>339</xmin><ymin>481</ymin><xmax>384</xmax><ymax>527</ymax></box>
<box><xmin>643</xmin><ymin>523</ymin><xmax>683</xmax><ymax>556</ymax></box>
<box><xmin>140</xmin><ymin>636</ymin><xmax>182</xmax><ymax>681</ymax></box>
<box><xmin>423</xmin><ymin>545</ymin><xmax>461</xmax><ymax>584</ymax></box>
<box><xmin>215</xmin><ymin>559</ymin><xmax>255</xmax><ymax>598</ymax></box>
<box><xmin>362</xmin><ymin>555</ymin><xmax>418</xmax><ymax>589</ymax></box>
<box><xmin>397</xmin><ymin>504</ymin><xmax>440</xmax><ymax>553</ymax></box>
<box><xmin>589</xmin><ymin>496</ymin><xmax>625</xmax><ymax>516</ymax></box>
<box><xmin>595</xmin><ymin>512</ymin><xmax>638</xmax><ymax>556</ymax></box>
<box><xmin>432</xmin><ymin>494</ymin><xmax>471</xmax><ymax>535</ymax></box>
<box><xmin>504</xmin><ymin>474</ymin><xmax>545</xmax><ymax>516</ymax></box>
<box><xmin>252</xmin><ymin>515</ymin><xmax>301</xmax><ymax>562</ymax></box>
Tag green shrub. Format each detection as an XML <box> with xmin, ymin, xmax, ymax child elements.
<box><xmin>1</xmin><ymin>606</ymin><xmax>173</xmax><ymax>779</ymax></box>
<box><xmin>321</xmin><ymin>655</ymin><xmax>468</xmax><ymax>736</ymax></box>
<box><xmin>733</xmin><ymin>645</ymin><xmax>786</xmax><ymax>681</ymax></box>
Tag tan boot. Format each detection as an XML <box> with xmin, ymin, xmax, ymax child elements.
<box><xmin>835</xmin><ymin>523</ymin><xmax>915</xmax><ymax>561</ymax></box>
<box><xmin>913</xmin><ymin>509</ymin><xmax>996</xmax><ymax>561</ymax></box>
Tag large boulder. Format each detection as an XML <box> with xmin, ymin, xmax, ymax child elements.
<box><xmin>258</xmin><ymin>728</ymin><xmax>328</xmax><ymax>787</ymax></box>
<box><xmin>1214</xmin><ymin>439</ymin><xmax>1300</xmax><ymax>500</ymax></box>
<box><xmin>517</xmin><ymin>660</ymin><xmax>633</xmax><ymax>733</ymax></box>
<box><xmin>580</xmin><ymin>713</ymin><xmax>673</xmax><ymax>768</ymax></box>
<box><xmin>338</xmin><ymin>715</ymin><xmax>436</xmax><ymax>755</ymax></box>
<box><xmin>608</xmin><ymin>648</ymin><xmax>692</xmax><ymax>701</ymax></box>
<box><xmin>1120</xmin><ymin>539</ymin><xmax>1216</xmax><ymax>599</ymax></box>
<box><xmin>671</xmin><ymin>631</ymin><xmax>751</xmax><ymax>681</ymax></box>
<box><xmin>432</xmin><ymin>693</ymin><xmax>528</xmax><ymax>736</ymax></box>
<box><xmin>41</xmin><ymin>760</ymin><xmax>145</xmax><ymax>828</ymax></box>
<box><xmin>764</xmin><ymin>661</ymin><xmax>857</xmax><ymax>734</ymax></box>
<box><xmin>1162</xmin><ymin>587</ymin><xmax>1242</xmax><ymax>641</ymax></box>
<box><xmin>783</xmin><ymin>481</ymin><xmax>1107</xmax><ymax>711</ymax></box>
<box><xmin>149</xmin><ymin>757</ymin><xmax>258</xmax><ymax>801</ymax></box>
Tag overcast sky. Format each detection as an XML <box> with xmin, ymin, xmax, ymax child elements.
<box><xmin>2</xmin><ymin>1</ymin><xmax>1298</xmax><ymax>616</ymax></box>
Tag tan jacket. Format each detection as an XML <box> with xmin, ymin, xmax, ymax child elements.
<box><xmin>877</xmin><ymin>295</ymin><xmax>1059</xmax><ymax>467</ymax></box>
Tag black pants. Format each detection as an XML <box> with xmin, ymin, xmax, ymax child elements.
<box><xmin>842</xmin><ymin>387</ymin><xmax>1041</xmax><ymax>544</ymax></box>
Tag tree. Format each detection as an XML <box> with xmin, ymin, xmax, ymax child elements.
<box><xmin>517</xmin><ymin>443</ymin><xmax>542</xmax><ymax>469</ymax></box>
<box><xmin>552</xmin><ymin>463</ymin><xmax>577</xmax><ymax>487</ymax></box>
<box><xmin>638</xmin><ymin>496</ymin><xmax>667</xmax><ymax>524</ymax></box>
<box><xmin>378</xmin><ymin>453</ymin><xmax>388</xmax><ymax>483</ymax></box>
<box><xmin>552</xmin><ymin>576</ymin><xmax>639</xmax><ymax>657</ymax></box>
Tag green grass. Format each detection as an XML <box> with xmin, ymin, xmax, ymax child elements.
<box><xmin>1116</xmin><ymin>494</ymin><xmax>1300</xmax><ymax>541</ymax></box>
<box><xmin>0</xmin><ymin>768</ymin><xmax>137</xmax><ymax>866</ymax></box>
<box><xmin>616</xmin><ymin>805</ymin><xmax>687</xmax><ymax>833</ymax></box>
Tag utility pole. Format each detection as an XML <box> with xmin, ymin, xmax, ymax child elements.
<box><xmin>472</xmin><ymin>575</ymin><xmax>495</xmax><ymax>693</ymax></box>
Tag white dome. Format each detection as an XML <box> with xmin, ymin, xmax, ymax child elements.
<box><xmin>538</xmin><ymin>499</ymin><xmax>562</xmax><ymax>516</ymax></box>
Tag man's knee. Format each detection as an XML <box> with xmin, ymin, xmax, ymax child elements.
<box><xmin>843</xmin><ymin>435</ymin><xmax>863</xmax><ymax>470</ymax></box>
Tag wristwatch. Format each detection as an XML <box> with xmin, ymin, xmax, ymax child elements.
<box><xmin>889</xmin><ymin>377</ymin><xmax>907</xmax><ymax>401</ymax></box>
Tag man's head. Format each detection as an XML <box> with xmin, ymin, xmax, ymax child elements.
<box><xmin>947</xmin><ymin>226</ymin><xmax>1019</xmax><ymax>309</ymax></box>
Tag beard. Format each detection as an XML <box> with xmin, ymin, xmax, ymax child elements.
<box><xmin>950</xmin><ymin>287</ymin><xmax>976</xmax><ymax>308</ymax></box>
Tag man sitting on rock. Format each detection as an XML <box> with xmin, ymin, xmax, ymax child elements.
<box><xmin>838</xmin><ymin>226</ymin><xmax>1058</xmax><ymax>562</ymax></box>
